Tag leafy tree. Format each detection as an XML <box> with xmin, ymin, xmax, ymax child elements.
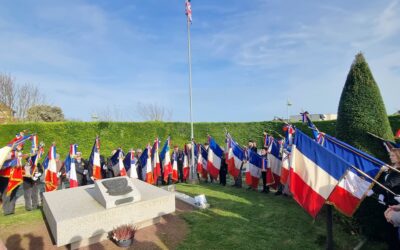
<box><xmin>336</xmin><ymin>53</ymin><xmax>393</xmax><ymax>241</ymax></box>
<box><xmin>26</xmin><ymin>105</ymin><xmax>64</xmax><ymax>122</ymax></box>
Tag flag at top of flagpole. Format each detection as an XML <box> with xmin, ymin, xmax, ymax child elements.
<box><xmin>185</xmin><ymin>0</ymin><xmax>192</xmax><ymax>23</ymax></box>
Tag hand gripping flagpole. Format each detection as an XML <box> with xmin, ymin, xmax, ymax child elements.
<box><xmin>186</xmin><ymin>2</ymin><xmax>197</xmax><ymax>183</ymax></box>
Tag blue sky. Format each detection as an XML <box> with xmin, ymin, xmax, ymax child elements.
<box><xmin>0</xmin><ymin>0</ymin><xmax>399</xmax><ymax>122</ymax></box>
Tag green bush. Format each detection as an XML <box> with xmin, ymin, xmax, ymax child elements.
<box><xmin>336</xmin><ymin>53</ymin><xmax>395</xmax><ymax>242</ymax></box>
<box><xmin>0</xmin><ymin>117</ymin><xmax>398</xmax><ymax>159</ymax></box>
<box><xmin>336</xmin><ymin>53</ymin><xmax>393</xmax><ymax>161</ymax></box>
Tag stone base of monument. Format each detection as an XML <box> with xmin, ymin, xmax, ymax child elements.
<box><xmin>43</xmin><ymin>177</ymin><xmax>175</xmax><ymax>249</ymax></box>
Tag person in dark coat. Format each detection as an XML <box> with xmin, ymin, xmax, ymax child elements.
<box><xmin>75</xmin><ymin>152</ymin><xmax>89</xmax><ymax>186</ymax></box>
<box><xmin>23</xmin><ymin>158</ymin><xmax>43</xmax><ymax>211</ymax></box>
<box><xmin>173</xmin><ymin>146</ymin><xmax>184</xmax><ymax>183</ymax></box>
<box><xmin>374</xmin><ymin>148</ymin><xmax>400</xmax><ymax>250</ymax></box>
<box><xmin>136</xmin><ymin>149</ymin><xmax>144</xmax><ymax>181</ymax></box>
<box><xmin>219</xmin><ymin>154</ymin><xmax>227</xmax><ymax>186</ymax></box>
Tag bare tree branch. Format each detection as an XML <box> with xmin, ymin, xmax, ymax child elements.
<box><xmin>136</xmin><ymin>102</ymin><xmax>172</xmax><ymax>121</ymax></box>
<box><xmin>0</xmin><ymin>74</ymin><xmax>46</xmax><ymax>121</ymax></box>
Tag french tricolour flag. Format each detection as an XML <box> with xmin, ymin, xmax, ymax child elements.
<box><xmin>118</xmin><ymin>149</ymin><xmax>127</xmax><ymax>176</ymax></box>
<box><xmin>89</xmin><ymin>137</ymin><xmax>102</xmax><ymax>180</ymax></box>
<box><xmin>160</xmin><ymin>137</ymin><xmax>172</xmax><ymax>182</ymax></box>
<box><xmin>245</xmin><ymin>149</ymin><xmax>262</xmax><ymax>189</ymax></box>
<box><xmin>183</xmin><ymin>144</ymin><xmax>190</xmax><ymax>181</ymax></box>
<box><xmin>6</xmin><ymin>155</ymin><xmax>23</xmax><ymax>196</ymax></box>
<box><xmin>268</xmin><ymin>139</ymin><xmax>282</xmax><ymax>189</ymax></box>
<box><xmin>171</xmin><ymin>150</ymin><xmax>179</xmax><ymax>182</ymax></box>
<box><xmin>197</xmin><ymin>144</ymin><xmax>208</xmax><ymax>179</ymax></box>
<box><xmin>207</xmin><ymin>136</ymin><xmax>223</xmax><ymax>179</ymax></box>
<box><xmin>144</xmin><ymin>145</ymin><xmax>154</xmax><ymax>184</ymax></box>
<box><xmin>280</xmin><ymin>149</ymin><xmax>291</xmax><ymax>185</ymax></box>
<box><xmin>123</xmin><ymin>150</ymin><xmax>138</xmax><ymax>178</ymax></box>
<box><xmin>226</xmin><ymin>136</ymin><xmax>244</xmax><ymax>179</ymax></box>
<box><xmin>0</xmin><ymin>134</ymin><xmax>31</xmax><ymax>169</ymax></box>
<box><xmin>290</xmin><ymin>130</ymin><xmax>350</xmax><ymax>218</ymax></box>
<box><xmin>45</xmin><ymin>144</ymin><xmax>58</xmax><ymax>192</ymax></box>
<box><xmin>152</xmin><ymin>139</ymin><xmax>161</xmax><ymax>182</ymax></box>
<box><xmin>67</xmin><ymin>144</ymin><xmax>78</xmax><ymax>188</ymax></box>
<box><xmin>319</xmin><ymin>133</ymin><xmax>384</xmax><ymax>217</ymax></box>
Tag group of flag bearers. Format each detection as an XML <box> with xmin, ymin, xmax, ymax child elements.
<box><xmin>0</xmin><ymin>112</ymin><xmax>400</xmax><ymax>246</ymax></box>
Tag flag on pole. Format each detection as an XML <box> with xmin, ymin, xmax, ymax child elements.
<box><xmin>268</xmin><ymin>139</ymin><xmax>282</xmax><ymax>189</ymax></box>
<box><xmin>0</xmin><ymin>133</ymin><xmax>32</xmax><ymax>169</ymax></box>
<box><xmin>290</xmin><ymin>130</ymin><xmax>351</xmax><ymax>218</ymax></box>
<box><xmin>245</xmin><ymin>149</ymin><xmax>262</xmax><ymax>189</ymax></box>
<box><xmin>118</xmin><ymin>149</ymin><xmax>127</xmax><ymax>176</ymax></box>
<box><xmin>185</xmin><ymin>0</ymin><xmax>192</xmax><ymax>23</ymax></box>
<box><xmin>160</xmin><ymin>137</ymin><xmax>172</xmax><ymax>182</ymax></box>
<box><xmin>89</xmin><ymin>137</ymin><xmax>102</xmax><ymax>180</ymax></box>
<box><xmin>207</xmin><ymin>136</ymin><xmax>223</xmax><ymax>179</ymax></box>
<box><xmin>45</xmin><ymin>144</ymin><xmax>58</xmax><ymax>192</ymax></box>
<box><xmin>301</xmin><ymin>111</ymin><xmax>320</xmax><ymax>141</ymax></box>
<box><xmin>318</xmin><ymin>133</ymin><xmax>385</xmax><ymax>216</ymax></box>
<box><xmin>151</xmin><ymin>139</ymin><xmax>161</xmax><ymax>182</ymax></box>
<box><xmin>145</xmin><ymin>144</ymin><xmax>154</xmax><ymax>184</ymax></box>
<box><xmin>110</xmin><ymin>148</ymin><xmax>127</xmax><ymax>176</ymax></box>
<box><xmin>171</xmin><ymin>148</ymin><xmax>179</xmax><ymax>182</ymax></box>
<box><xmin>30</xmin><ymin>135</ymin><xmax>39</xmax><ymax>154</ymax></box>
<box><xmin>65</xmin><ymin>144</ymin><xmax>78</xmax><ymax>188</ymax></box>
<box><xmin>280</xmin><ymin>149</ymin><xmax>291</xmax><ymax>185</ymax></box>
<box><xmin>124</xmin><ymin>150</ymin><xmax>138</xmax><ymax>178</ymax></box>
<box><xmin>183</xmin><ymin>144</ymin><xmax>190</xmax><ymax>181</ymax></box>
<box><xmin>226</xmin><ymin>135</ymin><xmax>244</xmax><ymax>179</ymax></box>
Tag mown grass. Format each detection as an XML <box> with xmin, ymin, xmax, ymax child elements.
<box><xmin>0</xmin><ymin>206</ymin><xmax>43</xmax><ymax>229</ymax></box>
<box><xmin>176</xmin><ymin>183</ymin><xmax>386</xmax><ymax>250</ymax></box>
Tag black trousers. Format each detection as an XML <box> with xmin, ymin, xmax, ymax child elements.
<box><xmin>23</xmin><ymin>178</ymin><xmax>40</xmax><ymax>210</ymax></box>
<box><xmin>220</xmin><ymin>171</ymin><xmax>227</xmax><ymax>186</ymax></box>
<box><xmin>261</xmin><ymin>171</ymin><xmax>269</xmax><ymax>191</ymax></box>
<box><xmin>178</xmin><ymin>166</ymin><xmax>184</xmax><ymax>182</ymax></box>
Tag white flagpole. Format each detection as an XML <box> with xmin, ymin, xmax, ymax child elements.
<box><xmin>186</xmin><ymin>7</ymin><xmax>196</xmax><ymax>183</ymax></box>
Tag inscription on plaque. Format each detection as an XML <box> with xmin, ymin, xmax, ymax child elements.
<box><xmin>115</xmin><ymin>197</ymin><xmax>134</xmax><ymax>205</ymax></box>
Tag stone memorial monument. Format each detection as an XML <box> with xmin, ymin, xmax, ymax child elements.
<box><xmin>43</xmin><ymin>177</ymin><xmax>175</xmax><ymax>249</ymax></box>
<box><xmin>92</xmin><ymin>177</ymin><xmax>141</xmax><ymax>208</ymax></box>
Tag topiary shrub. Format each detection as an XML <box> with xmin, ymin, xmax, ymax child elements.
<box><xmin>336</xmin><ymin>53</ymin><xmax>394</xmax><ymax>241</ymax></box>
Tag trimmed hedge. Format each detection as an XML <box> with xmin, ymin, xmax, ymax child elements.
<box><xmin>0</xmin><ymin>116</ymin><xmax>399</xmax><ymax>159</ymax></box>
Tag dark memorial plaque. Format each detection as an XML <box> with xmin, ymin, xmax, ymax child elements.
<box><xmin>92</xmin><ymin>176</ymin><xmax>141</xmax><ymax>209</ymax></box>
<box><xmin>102</xmin><ymin>178</ymin><xmax>133</xmax><ymax>196</ymax></box>
<box><xmin>115</xmin><ymin>197</ymin><xmax>134</xmax><ymax>205</ymax></box>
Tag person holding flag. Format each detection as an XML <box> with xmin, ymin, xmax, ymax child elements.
<box><xmin>23</xmin><ymin>143</ymin><xmax>44</xmax><ymax>211</ymax></box>
<box><xmin>1</xmin><ymin>151</ymin><xmax>26</xmax><ymax>215</ymax></box>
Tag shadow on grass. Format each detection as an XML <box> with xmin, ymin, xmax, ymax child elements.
<box><xmin>176</xmin><ymin>182</ymin><xmax>373</xmax><ymax>250</ymax></box>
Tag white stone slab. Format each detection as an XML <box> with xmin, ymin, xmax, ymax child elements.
<box><xmin>92</xmin><ymin>176</ymin><xmax>141</xmax><ymax>209</ymax></box>
<box><xmin>43</xmin><ymin>178</ymin><xmax>175</xmax><ymax>247</ymax></box>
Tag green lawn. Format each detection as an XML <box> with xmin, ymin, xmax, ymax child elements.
<box><xmin>0</xmin><ymin>183</ymin><xmax>387</xmax><ymax>250</ymax></box>
<box><xmin>0</xmin><ymin>206</ymin><xmax>43</xmax><ymax>230</ymax></box>
<box><xmin>176</xmin><ymin>183</ymin><xmax>386</xmax><ymax>250</ymax></box>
